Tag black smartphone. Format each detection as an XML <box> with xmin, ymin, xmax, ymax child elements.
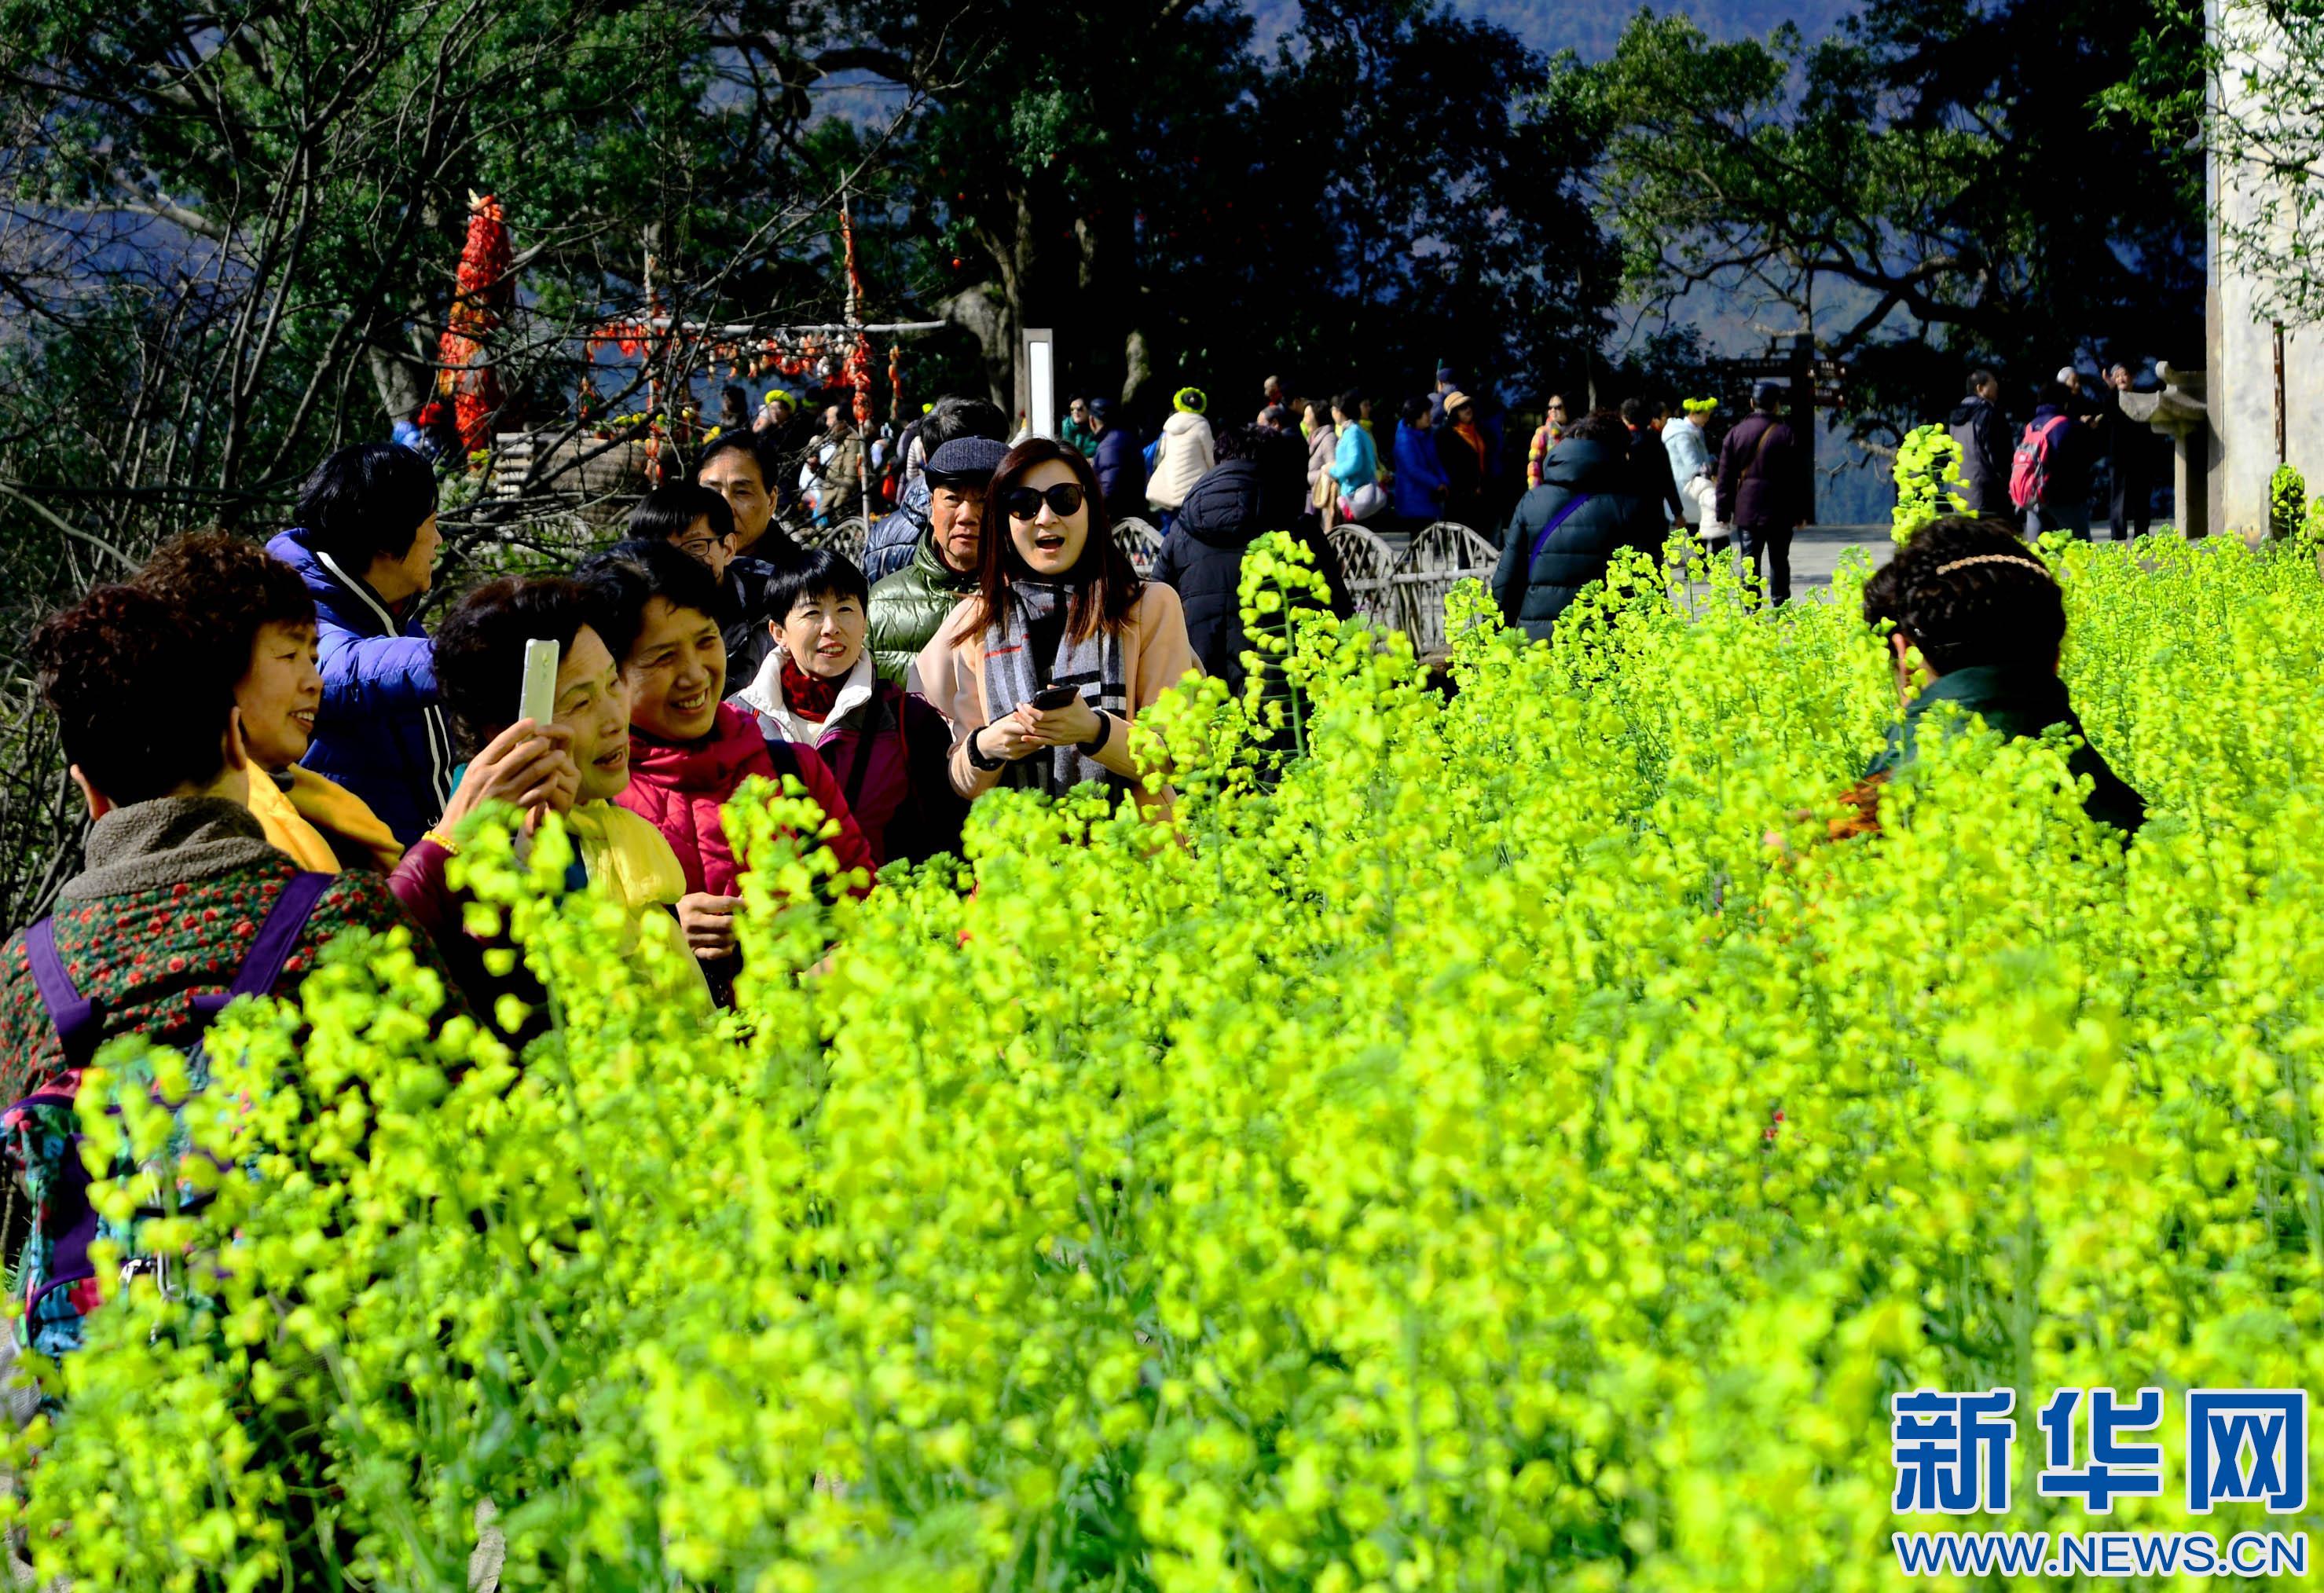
<box><xmin>1030</xmin><ymin>684</ymin><xmax>1079</xmax><ymax>711</ymax></box>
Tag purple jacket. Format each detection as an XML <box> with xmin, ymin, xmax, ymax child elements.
<box><xmin>266</xmin><ymin>526</ymin><xmax>450</xmax><ymax>846</ymax></box>
<box><xmin>1716</xmin><ymin>414</ymin><xmax>1806</xmax><ymax>530</ymax></box>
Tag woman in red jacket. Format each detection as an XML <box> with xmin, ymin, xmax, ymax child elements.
<box><xmin>728</xmin><ymin>547</ymin><xmax>967</xmax><ymax>869</ymax></box>
<box><xmin>581</xmin><ymin>541</ymin><xmax>873</xmax><ymax>994</ymax></box>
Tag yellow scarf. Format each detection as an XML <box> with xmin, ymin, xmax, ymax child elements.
<box><xmin>563</xmin><ymin>802</ymin><xmax>687</xmax><ymax>914</ymax></box>
<box><xmin>245</xmin><ymin>765</ymin><xmax>403</xmax><ymax>873</ymax></box>
<box><xmin>562</xmin><ymin>802</ymin><xmax>709</xmax><ymax>1005</ymax></box>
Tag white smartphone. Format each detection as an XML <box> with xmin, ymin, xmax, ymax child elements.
<box><xmin>519</xmin><ymin>637</ymin><xmax>559</xmax><ymax>727</ymax></box>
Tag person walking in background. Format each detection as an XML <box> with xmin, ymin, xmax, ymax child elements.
<box><xmin>2011</xmin><ymin>382</ymin><xmax>2095</xmax><ymax>540</ymax></box>
<box><xmin>266</xmin><ymin>442</ymin><xmax>453</xmax><ymax>847</ymax></box>
<box><xmin>133</xmin><ymin>531</ymin><xmax>403</xmax><ymax>873</ymax></box>
<box><xmin>1152</xmin><ymin>423</ymin><xmax>1354</xmax><ymax>694</ymax></box>
<box><xmin>1716</xmin><ymin>382</ymin><xmax>1809</xmax><ymax>605</ymax></box>
<box><xmin>1663</xmin><ymin>397</ymin><xmax>1722</xmax><ymax>544</ymax></box>
<box><xmin>1435</xmin><ymin>390</ymin><xmax>1492</xmax><ymax>534</ymax></box>
<box><xmin>1393</xmin><ymin>395</ymin><xmax>1451</xmax><ymax>528</ymax></box>
<box><xmin>1329</xmin><ymin>390</ymin><xmax>1386</xmax><ymax>523</ymax></box>
<box><xmin>867</xmin><ymin>435</ymin><xmax>1010</xmax><ymax>682</ymax></box>
<box><xmin>815</xmin><ymin>403</ymin><xmax>866</xmax><ymax>526</ymax></box>
<box><xmin>717</xmin><ymin>385</ymin><xmax>752</xmax><ymax>435</ymax></box>
<box><xmin>730</xmin><ymin>549</ymin><xmax>968</xmax><ymax>870</ymax></box>
<box><xmin>1089</xmin><ymin>397</ymin><xmax>1147</xmax><ymax>526</ymax></box>
<box><xmin>1146</xmin><ymin>386</ymin><xmax>1216</xmax><ymax>532</ymax></box>
<box><xmin>1428</xmin><ymin>365</ymin><xmax>1461</xmax><ymax>425</ymax></box>
<box><xmin>1063</xmin><ymin>394</ymin><xmax>1099</xmax><ymax>460</ymax></box>
<box><xmin>1946</xmin><ymin>370</ymin><xmax>2012</xmax><ymax>516</ymax></box>
<box><xmin>1527</xmin><ymin>395</ymin><xmax>1571</xmax><ymax>489</ymax></box>
<box><xmin>1492</xmin><ymin>410</ymin><xmax>1666</xmax><ymax>642</ymax></box>
<box><xmin>1303</xmin><ymin>399</ymin><xmax>1338</xmax><ymax>517</ymax></box>
<box><xmin>860</xmin><ymin>396</ymin><xmax>1009</xmax><ymax>584</ymax></box>
<box><xmin>1620</xmin><ymin>397</ymin><xmax>1687</xmax><ymax>526</ymax></box>
<box><xmin>2103</xmin><ymin>362</ymin><xmax>2154</xmax><ymax>540</ymax></box>
<box><xmin>916</xmin><ymin>439</ymin><xmax>1199</xmax><ymax>815</ymax></box>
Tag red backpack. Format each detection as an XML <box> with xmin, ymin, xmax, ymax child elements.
<box><xmin>2008</xmin><ymin>416</ymin><xmax>2070</xmax><ymax>511</ymax></box>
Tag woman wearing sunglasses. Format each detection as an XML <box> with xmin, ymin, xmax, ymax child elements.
<box><xmin>915</xmin><ymin>438</ymin><xmax>1199</xmax><ymax>810</ymax></box>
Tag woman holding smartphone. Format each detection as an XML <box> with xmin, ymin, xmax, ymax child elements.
<box><xmin>915</xmin><ymin>438</ymin><xmax>1199</xmax><ymax>811</ymax></box>
<box><xmin>389</xmin><ymin>575</ymin><xmax>712</xmax><ymax>1033</ymax></box>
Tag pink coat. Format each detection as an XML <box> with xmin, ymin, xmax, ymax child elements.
<box><xmin>614</xmin><ymin>703</ymin><xmax>874</xmax><ymax>895</ymax></box>
<box><xmin>914</xmin><ymin>582</ymin><xmax>1200</xmax><ymax>813</ymax></box>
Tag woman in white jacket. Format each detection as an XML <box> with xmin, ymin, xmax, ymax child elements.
<box><xmin>1145</xmin><ymin>386</ymin><xmax>1215</xmax><ymax>528</ymax></box>
<box><xmin>1666</xmin><ymin>397</ymin><xmax>1727</xmax><ymax>541</ymax></box>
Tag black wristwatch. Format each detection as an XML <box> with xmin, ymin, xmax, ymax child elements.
<box><xmin>966</xmin><ymin>723</ymin><xmax>1006</xmax><ymax>771</ymax></box>
<box><xmin>1078</xmin><ymin>712</ymin><xmax>1113</xmax><ymax>757</ymax></box>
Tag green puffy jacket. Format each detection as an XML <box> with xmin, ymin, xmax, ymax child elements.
<box><xmin>866</xmin><ymin>533</ymin><xmax>977</xmax><ymax>683</ymax></box>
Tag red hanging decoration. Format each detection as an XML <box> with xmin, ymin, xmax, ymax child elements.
<box><xmin>437</xmin><ymin>192</ymin><xmax>514</xmax><ymax>455</ymax></box>
<box><xmin>841</xmin><ymin>207</ymin><xmax>874</xmax><ymax>428</ymax></box>
<box><xmin>888</xmin><ymin>342</ymin><xmax>904</xmax><ymax>419</ymax></box>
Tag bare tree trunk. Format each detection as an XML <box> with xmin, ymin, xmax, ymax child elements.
<box><xmin>942</xmin><ymin>283</ymin><xmax>1013</xmax><ymax>410</ymax></box>
<box><xmin>368</xmin><ymin>339</ymin><xmax>431</xmax><ymax>428</ymax></box>
<box><xmin>1122</xmin><ymin>329</ymin><xmax>1153</xmax><ymax>408</ymax></box>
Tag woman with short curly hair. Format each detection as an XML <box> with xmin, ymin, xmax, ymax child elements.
<box><xmin>1855</xmin><ymin>515</ymin><xmax>2145</xmax><ymax>836</ymax></box>
<box><xmin>133</xmin><ymin>530</ymin><xmax>405</xmax><ymax>872</ymax></box>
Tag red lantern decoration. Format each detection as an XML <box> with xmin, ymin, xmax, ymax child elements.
<box><xmin>437</xmin><ymin>192</ymin><xmax>513</xmax><ymax>455</ymax></box>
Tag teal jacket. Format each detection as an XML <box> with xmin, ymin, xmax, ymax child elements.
<box><xmin>1863</xmin><ymin>665</ymin><xmax>2146</xmax><ymax>835</ymax></box>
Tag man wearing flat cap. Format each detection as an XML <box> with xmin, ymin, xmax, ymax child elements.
<box><xmin>864</xmin><ymin>434</ymin><xmax>1011</xmax><ymax>683</ymax></box>
<box><xmin>1716</xmin><ymin>381</ymin><xmax>1809</xmax><ymax>605</ymax></box>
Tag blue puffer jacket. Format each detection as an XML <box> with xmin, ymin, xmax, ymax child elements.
<box><xmin>1393</xmin><ymin>421</ymin><xmax>1450</xmax><ymax>520</ymax></box>
<box><xmin>862</xmin><ymin>472</ymin><xmax>930</xmax><ymax>584</ymax></box>
<box><xmin>266</xmin><ymin>526</ymin><xmax>452</xmax><ymax>846</ymax></box>
<box><xmin>1329</xmin><ymin>422</ymin><xmax>1378</xmax><ymax>496</ymax></box>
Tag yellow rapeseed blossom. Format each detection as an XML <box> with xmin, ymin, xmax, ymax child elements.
<box><xmin>15</xmin><ymin>533</ymin><xmax>2324</xmax><ymax>1588</ymax></box>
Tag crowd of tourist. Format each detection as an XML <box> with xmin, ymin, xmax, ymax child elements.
<box><xmin>0</xmin><ymin>355</ymin><xmax>2151</xmax><ymax>1361</ymax></box>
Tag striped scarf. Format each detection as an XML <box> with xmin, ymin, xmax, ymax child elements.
<box><xmin>981</xmin><ymin>582</ymin><xmax>1127</xmax><ymax>796</ymax></box>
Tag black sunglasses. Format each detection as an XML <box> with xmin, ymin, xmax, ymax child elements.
<box><xmin>1003</xmin><ymin>482</ymin><xmax>1086</xmax><ymax>521</ymax></box>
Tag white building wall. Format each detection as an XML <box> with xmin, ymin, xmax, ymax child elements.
<box><xmin>2209</xmin><ymin>0</ymin><xmax>2324</xmax><ymax>536</ymax></box>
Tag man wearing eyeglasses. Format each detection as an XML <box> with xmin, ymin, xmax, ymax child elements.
<box><xmin>864</xmin><ymin>435</ymin><xmax>1010</xmax><ymax>683</ymax></box>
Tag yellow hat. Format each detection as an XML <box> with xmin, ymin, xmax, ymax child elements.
<box><xmin>1173</xmin><ymin>386</ymin><xmax>1208</xmax><ymax>415</ymax></box>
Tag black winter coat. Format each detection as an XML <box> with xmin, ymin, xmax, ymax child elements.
<box><xmin>1716</xmin><ymin>413</ymin><xmax>1807</xmax><ymax>529</ymax></box>
<box><xmin>1626</xmin><ymin>426</ymin><xmax>1686</xmax><ymax>523</ymax></box>
<box><xmin>720</xmin><ymin>557</ymin><xmax>782</xmax><ymax>688</ymax></box>
<box><xmin>1946</xmin><ymin>396</ymin><xmax>2011</xmax><ymax>515</ymax></box>
<box><xmin>1491</xmin><ymin>438</ymin><xmax>1665</xmax><ymax>642</ymax></box>
<box><xmin>1149</xmin><ymin>460</ymin><xmax>1353</xmax><ymax>694</ymax></box>
<box><xmin>1094</xmin><ymin>427</ymin><xmax>1148</xmax><ymax>525</ymax></box>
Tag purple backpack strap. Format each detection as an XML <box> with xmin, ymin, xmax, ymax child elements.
<box><xmin>225</xmin><ymin>872</ymin><xmax>334</xmax><ymax>1001</ymax></box>
<box><xmin>1528</xmin><ymin>492</ymin><xmax>1595</xmax><ymax>562</ymax></box>
<box><xmin>23</xmin><ymin>918</ymin><xmax>101</xmax><ymax>1065</ymax></box>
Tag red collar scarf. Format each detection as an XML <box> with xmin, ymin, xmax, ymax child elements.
<box><xmin>781</xmin><ymin>656</ymin><xmax>845</xmax><ymax>722</ymax></box>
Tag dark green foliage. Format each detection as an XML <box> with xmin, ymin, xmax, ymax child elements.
<box><xmin>1559</xmin><ymin>0</ymin><xmax>2204</xmax><ymax>445</ymax></box>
